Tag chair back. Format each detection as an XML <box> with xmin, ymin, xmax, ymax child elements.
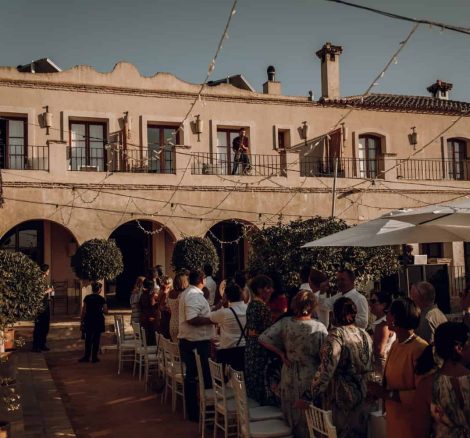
<box><xmin>230</xmin><ymin>372</ymin><xmax>251</xmax><ymax>438</ymax></box>
<box><xmin>140</xmin><ymin>326</ymin><xmax>150</xmax><ymax>353</ymax></box>
<box><xmin>208</xmin><ymin>358</ymin><xmax>230</xmax><ymax>412</ymax></box>
<box><xmin>305</xmin><ymin>404</ymin><xmax>337</xmax><ymax>438</ymax></box>
<box><xmin>131</xmin><ymin>322</ymin><xmax>143</xmax><ymax>347</ymax></box>
<box><xmin>114</xmin><ymin>315</ymin><xmax>123</xmax><ymax>345</ymax></box>
<box><xmin>168</xmin><ymin>341</ymin><xmax>184</xmax><ymax>376</ymax></box>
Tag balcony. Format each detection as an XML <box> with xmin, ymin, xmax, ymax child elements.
<box><xmin>0</xmin><ymin>144</ymin><xmax>49</xmax><ymax>170</ymax></box>
<box><xmin>68</xmin><ymin>146</ymin><xmax>176</xmax><ymax>174</ymax></box>
<box><xmin>301</xmin><ymin>157</ymin><xmax>470</xmax><ymax>181</ymax></box>
<box><xmin>191</xmin><ymin>152</ymin><xmax>284</xmax><ymax>177</ymax></box>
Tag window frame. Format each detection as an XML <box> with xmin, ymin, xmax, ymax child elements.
<box><xmin>0</xmin><ymin>220</ymin><xmax>44</xmax><ymax>265</ymax></box>
<box><xmin>0</xmin><ymin>115</ymin><xmax>28</xmax><ymax>169</ymax></box>
<box><xmin>69</xmin><ymin>120</ymin><xmax>107</xmax><ymax>171</ymax></box>
<box><xmin>447</xmin><ymin>138</ymin><xmax>467</xmax><ymax>180</ymax></box>
<box><xmin>146</xmin><ymin>123</ymin><xmax>179</xmax><ymax>174</ymax></box>
<box><xmin>358</xmin><ymin>134</ymin><xmax>381</xmax><ymax>178</ymax></box>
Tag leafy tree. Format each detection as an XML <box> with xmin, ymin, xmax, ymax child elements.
<box><xmin>172</xmin><ymin>237</ymin><xmax>219</xmax><ymax>273</ymax></box>
<box><xmin>71</xmin><ymin>239</ymin><xmax>123</xmax><ymax>281</ymax></box>
<box><xmin>0</xmin><ymin>250</ymin><xmax>46</xmax><ymax>329</ymax></box>
<box><xmin>248</xmin><ymin>217</ymin><xmax>399</xmax><ymax>289</ymax></box>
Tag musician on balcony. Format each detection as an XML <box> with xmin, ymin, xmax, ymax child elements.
<box><xmin>231</xmin><ymin>128</ymin><xmax>251</xmax><ymax>175</ymax></box>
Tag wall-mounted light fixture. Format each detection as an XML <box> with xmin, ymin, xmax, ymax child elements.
<box><xmin>300</xmin><ymin>121</ymin><xmax>309</xmax><ymax>142</ymax></box>
<box><xmin>42</xmin><ymin>106</ymin><xmax>53</xmax><ymax>135</ymax></box>
<box><xmin>195</xmin><ymin>114</ymin><xmax>203</xmax><ymax>142</ymax></box>
<box><xmin>408</xmin><ymin>126</ymin><xmax>418</xmax><ymax>148</ymax></box>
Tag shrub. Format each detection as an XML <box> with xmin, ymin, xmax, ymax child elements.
<box><xmin>71</xmin><ymin>239</ymin><xmax>123</xmax><ymax>281</ymax></box>
<box><xmin>0</xmin><ymin>250</ymin><xmax>47</xmax><ymax>328</ymax></box>
<box><xmin>171</xmin><ymin>237</ymin><xmax>219</xmax><ymax>273</ymax></box>
<box><xmin>248</xmin><ymin>217</ymin><xmax>399</xmax><ymax>289</ymax></box>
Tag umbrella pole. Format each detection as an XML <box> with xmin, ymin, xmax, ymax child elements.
<box><xmin>331</xmin><ymin>157</ymin><xmax>338</xmax><ymax>218</ymax></box>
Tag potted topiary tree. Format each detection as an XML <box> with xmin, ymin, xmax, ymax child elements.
<box><xmin>171</xmin><ymin>236</ymin><xmax>219</xmax><ymax>273</ymax></box>
<box><xmin>0</xmin><ymin>250</ymin><xmax>46</xmax><ymax>419</ymax></box>
<box><xmin>71</xmin><ymin>239</ymin><xmax>124</xmax><ymax>283</ymax></box>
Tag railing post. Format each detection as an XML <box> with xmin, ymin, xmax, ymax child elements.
<box><xmin>381</xmin><ymin>153</ymin><xmax>397</xmax><ymax>180</ymax></box>
<box><xmin>284</xmin><ymin>152</ymin><xmax>301</xmax><ymax>182</ymax></box>
<box><xmin>176</xmin><ymin>149</ymin><xmax>192</xmax><ymax>177</ymax></box>
<box><xmin>47</xmin><ymin>141</ymin><xmax>68</xmax><ymax>176</ymax></box>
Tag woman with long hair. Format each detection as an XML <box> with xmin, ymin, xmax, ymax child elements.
<box><xmin>168</xmin><ymin>272</ymin><xmax>189</xmax><ymax>342</ymax></box>
<box><xmin>139</xmin><ymin>279</ymin><xmax>159</xmax><ymax>345</ymax></box>
<box><xmin>156</xmin><ymin>276</ymin><xmax>173</xmax><ymax>339</ymax></box>
<box><xmin>413</xmin><ymin>322</ymin><xmax>470</xmax><ymax>438</ymax></box>
<box><xmin>130</xmin><ymin>276</ymin><xmax>145</xmax><ymax>324</ymax></box>
<box><xmin>369</xmin><ymin>291</ymin><xmax>395</xmax><ymax>374</ymax></box>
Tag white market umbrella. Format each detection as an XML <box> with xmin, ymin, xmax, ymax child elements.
<box><xmin>303</xmin><ymin>199</ymin><xmax>470</xmax><ymax>248</ymax></box>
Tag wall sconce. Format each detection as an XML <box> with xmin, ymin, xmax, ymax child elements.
<box><xmin>42</xmin><ymin>105</ymin><xmax>53</xmax><ymax>135</ymax></box>
<box><xmin>123</xmin><ymin>111</ymin><xmax>132</xmax><ymax>140</ymax></box>
<box><xmin>408</xmin><ymin>126</ymin><xmax>418</xmax><ymax>148</ymax></box>
<box><xmin>300</xmin><ymin>121</ymin><xmax>309</xmax><ymax>142</ymax></box>
<box><xmin>195</xmin><ymin>114</ymin><xmax>203</xmax><ymax>142</ymax></box>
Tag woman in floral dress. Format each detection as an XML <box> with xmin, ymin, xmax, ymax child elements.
<box><xmin>413</xmin><ymin>322</ymin><xmax>470</xmax><ymax>438</ymax></box>
<box><xmin>259</xmin><ymin>290</ymin><xmax>327</xmax><ymax>437</ymax></box>
<box><xmin>244</xmin><ymin>275</ymin><xmax>273</xmax><ymax>405</ymax></box>
<box><xmin>306</xmin><ymin>296</ymin><xmax>372</xmax><ymax>438</ymax></box>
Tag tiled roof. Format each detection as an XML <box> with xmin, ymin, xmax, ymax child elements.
<box><xmin>319</xmin><ymin>93</ymin><xmax>470</xmax><ymax>115</ymax></box>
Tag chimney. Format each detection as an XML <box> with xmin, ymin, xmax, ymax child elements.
<box><xmin>427</xmin><ymin>79</ymin><xmax>453</xmax><ymax>100</ymax></box>
<box><xmin>263</xmin><ymin>65</ymin><xmax>282</xmax><ymax>95</ymax></box>
<box><xmin>315</xmin><ymin>42</ymin><xmax>343</xmax><ymax>99</ymax></box>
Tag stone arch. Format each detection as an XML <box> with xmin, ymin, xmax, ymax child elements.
<box><xmin>108</xmin><ymin>219</ymin><xmax>176</xmax><ymax>301</ymax></box>
<box><xmin>205</xmin><ymin>219</ymin><xmax>258</xmax><ymax>279</ymax></box>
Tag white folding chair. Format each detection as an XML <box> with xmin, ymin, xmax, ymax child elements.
<box><xmin>162</xmin><ymin>339</ymin><xmax>186</xmax><ymax>418</ymax></box>
<box><xmin>230</xmin><ymin>372</ymin><xmax>293</xmax><ymax>438</ymax></box>
<box><xmin>305</xmin><ymin>404</ymin><xmax>337</xmax><ymax>438</ymax></box>
<box><xmin>115</xmin><ymin>315</ymin><xmax>135</xmax><ymax>375</ymax></box>
<box><xmin>195</xmin><ymin>351</ymin><xmax>216</xmax><ymax>438</ymax></box>
<box><xmin>155</xmin><ymin>332</ymin><xmax>167</xmax><ymax>403</ymax></box>
<box><xmin>132</xmin><ymin>322</ymin><xmax>145</xmax><ymax>379</ymax></box>
<box><xmin>140</xmin><ymin>326</ymin><xmax>158</xmax><ymax>391</ymax></box>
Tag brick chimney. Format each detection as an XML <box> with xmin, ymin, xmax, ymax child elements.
<box><xmin>263</xmin><ymin>65</ymin><xmax>282</xmax><ymax>95</ymax></box>
<box><xmin>427</xmin><ymin>79</ymin><xmax>453</xmax><ymax>100</ymax></box>
<box><xmin>315</xmin><ymin>42</ymin><xmax>343</xmax><ymax>99</ymax></box>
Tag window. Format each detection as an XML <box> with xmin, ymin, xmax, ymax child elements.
<box><xmin>447</xmin><ymin>138</ymin><xmax>467</xmax><ymax>180</ymax></box>
<box><xmin>0</xmin><ymin>221</ymin><xmax>44</xmax><ymax>264</ymax></box>
<box><xmin>147</xmin><ymin>125</ymin><xmax>177</xmax><ymax>174</ymax></box>
<box><xmin>277</xmin><ymin>129</ymin><xmax>290</xmax><ymax>150</ymax></box>
<box><xmin>70</xmin><ymin>121</ymin><xmax>106</xmax><ymax>171</ymax></box>
<box><xmin>421</xmin><ymin>242</ymin><xmax>443</xmax><ymax>259</ymax></box>
<box><xmin>0</xmin><ymin>117</ymin><xmax>27</xmax><ymax>169</ymax></box>
<box><xmin>358</xmin><ymin>135</ymin><xmax>380</xmax><ymax>178</ymax></box>
<box><xmin>216</xmin><ymin>128</ymin><xmax>246</xmax><ymax>174</ymax></box>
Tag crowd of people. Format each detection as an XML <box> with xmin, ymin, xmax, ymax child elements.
<box><xmin>126</xmin><ymin>264</ymin><xmax>470</xmax><ymax>438</ymax></box>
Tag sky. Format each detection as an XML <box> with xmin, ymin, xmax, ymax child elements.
<box><xmin>1</xmin><ymin>0</ymin><xmax>470</xmax><ymax>100</ymax></box>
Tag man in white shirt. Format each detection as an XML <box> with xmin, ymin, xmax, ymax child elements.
<box><xmin>204</xmin><ymin>264</ymin><xmax>217</xmax><ymax>306</ymax></box>
<box><xmin>318</xmin><ymin>269</ymin><xmax>369</xmax><ymax>329</ymax></box>
<box><xmin>178</xmin><ymin>270</ymin><xmax>214</xmax><ymax>422</ymax></box>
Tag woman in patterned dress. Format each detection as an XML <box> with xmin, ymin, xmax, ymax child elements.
<box><xmin>244</xmin><ymin>274</ymin><xmax>274</xmax><ymax>405</ymax></box>
<box><xmin>413</xmin><ymin>322</ymin><xmax>470</xmax><ymax>438</ymax></box>
<box><xmin>259</xmin><ymin>290</ymin><xmax>327</xmax><ymax>437</ymax></box>
<box><xmin>305</xmin><ymin>296</ymin><xmax>373</xmax><ymax>438</ymax></box>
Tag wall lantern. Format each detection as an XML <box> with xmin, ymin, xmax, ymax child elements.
<box><xmin>42</xmin><ymin>105</ymin><xmax>53</xmax><ymax>135</ymax></box>
<box><xmin>300</xmin><ymin>121</ymin><xmax>309</xmax><ymax>141</ymax></box>
<box><xmin>194</xmin><ymin>114</ymin><xmax>203</xmax><ymax>142</ymax></box>
<box><xmin>408</xmin><ymin>126</ymin><xmax>418</xmax><ymax>148</ymax></box>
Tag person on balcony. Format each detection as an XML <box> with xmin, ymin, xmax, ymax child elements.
<box><xmin>231</xmin><ymin>127</ymin><xmax>251</xmax><ymax>175</ymax></box>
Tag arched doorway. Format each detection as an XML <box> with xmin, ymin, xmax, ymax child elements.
<box><xmin>0</xmin><ymin>220</ymin><xmax>79</xmax><ymax>314</ymax></box>
<box><xmin>206</xmin><ymin>220</ymin><xmax>256</xmax><ymax>280</ymax></box>
<box><xmin>109</xmin><ymin>220</ymin><xmax>175</xmax><ymax>303</ymax></box>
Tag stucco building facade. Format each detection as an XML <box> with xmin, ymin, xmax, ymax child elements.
<box><xmin>1</xmin><ymin>44</ymin><xmax>469</xmax><ymax>304</ymax></box>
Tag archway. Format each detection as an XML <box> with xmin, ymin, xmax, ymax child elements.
<box><xmin>0</xmin><ymin>219</ymin><xmax>79</xmax><ymax>314</ymax></box>
<box><xmin>206</xmin><ymin>220</ymin><xmax>257</xmax><ymax>280</ymax></box>
<box><xmin>109</xmin><ymin>220</ymin><xmax>175</xmax><ymax>303</ymax></box>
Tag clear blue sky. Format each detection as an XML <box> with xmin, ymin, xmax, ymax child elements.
<box><xmin>1</xmin><ymin>0</ymin><xmax>469</xmax><ymax>100</ymax></box>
